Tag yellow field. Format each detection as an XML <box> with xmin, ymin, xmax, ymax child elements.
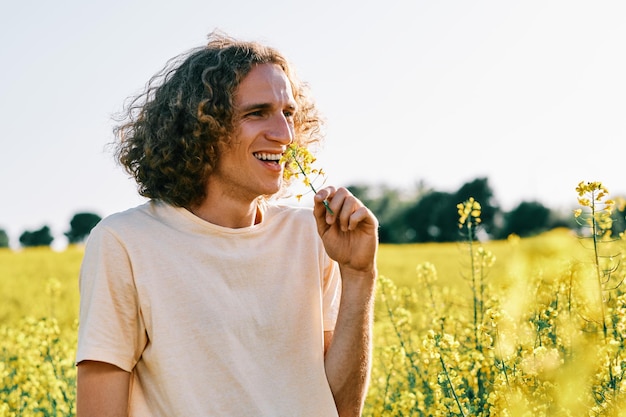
<box><xmin>1</xmin><ymin>247</ymin><xmax>81</xmax><ymax>416</ymax></box>
<box><xmin>2</xmin><ymin>224</ymin><xmax>626</xmax><ymax>416</ymax></box>
<box><xmin>0</xmin><ymin>246</ymin><xmax>82</xmax><ymax>330</ymax></box>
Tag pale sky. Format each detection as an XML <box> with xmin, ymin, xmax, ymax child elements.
<box><xmin>1</xmin><ymin>0</ymin><xmax>625</xmax><ymax>248</ymax></box>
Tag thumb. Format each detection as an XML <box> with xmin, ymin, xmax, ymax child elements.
<box><xmin>313</xmin><ymin>195</ymin><xmax>331</xmax><ymax>236</ymax></box>
<box><xmin>313</xmin><ymin>187</ymin><xmax>336</xmax><ymax>234</ymax></box>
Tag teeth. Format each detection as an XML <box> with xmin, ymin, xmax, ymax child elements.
<box><xmin>254</xmin><ymin>152</ymin><xmax>282</xmax><ymax>161</ymax></box>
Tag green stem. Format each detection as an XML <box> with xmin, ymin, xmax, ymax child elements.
<box><xmin>467</xmin><ymin>223</ymin><xmax>480</xmax><ymax>351</ymax></box>
<box><xmin>590</xmin><ymin>193</ymin><xmax>608</xmax><ymax>343</ymax></box>
<box><xmin>293</xmin><ymin>156</ymin><xmax>334</xmax><ymax>215</ymax></box>
<box><xmin>438</xmin><ymin>350</ymin><xmax>467</xmax><ymax>417</ymax></box>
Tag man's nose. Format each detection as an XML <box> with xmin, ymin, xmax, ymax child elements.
<box><xmin>266</xmin><ymin>113</ymin><xmax>293</xmax><ymax>144</ymax></box>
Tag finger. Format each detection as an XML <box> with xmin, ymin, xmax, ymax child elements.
<box><xmin>337</xmin><ymin>194</ymin><xmax>360</xmax><ymax>232</ymax></box>
<box><xmin>314</xmin><ymin>186</ymin><xmax>336</xmax><ymax>205</ymax></box>
<box><xmin>321</xmin><ymin>188</ymin><xmax>359</xmax><ymax>231</ymax></box>
<box><xmin>315</xmin><ymin>186</ymin><xmax>338</xmax><ymax>224</ymax></box>
<box><xmin>313</xmin><ymin>186</ymin><xmax>337</xmax><ymax>233</ymax></box>
<box><xmin>348</xmin><ymin>206</ymin><xmax>378</xmax><ymax>231</ymax></box>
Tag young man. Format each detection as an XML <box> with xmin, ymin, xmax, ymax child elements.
<box><xmin>76</xmin><ymin>32</ymin><xmax>378</xmax><ymax>417</ymax></box>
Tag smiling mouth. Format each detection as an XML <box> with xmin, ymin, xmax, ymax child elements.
<box><xmin>253</xmin><ymin>152</ymin><xmax>283</xmax><ymax>164</ymax></box>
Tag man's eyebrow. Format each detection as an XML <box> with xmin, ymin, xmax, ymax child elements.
<box><xmin>239</xmin><ymin>102</ymin><xmax>272</xmax><ymax>112</ymax></box>
<box><xmin>239</xmin><ymin>102</ymin><xmax>297</xmax><ymax>113</ymax></box>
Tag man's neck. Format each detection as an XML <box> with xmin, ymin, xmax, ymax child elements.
<box><xmin>188</xmin><ymin>194</ymin><xmax>262</xmax><ymax>229</ymax></box>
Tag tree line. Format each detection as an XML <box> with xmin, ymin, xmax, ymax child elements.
<box><xmin>348</xmin><ymin>177</ymin><xmax>626</xmax><ymax>243</ymax></box>
<box><xmin>0</xmin><ymin>212</ymin><xmax>102</xmax><ymax>248</ymax></box>
<box><xmin>2</xmin><ymin>177</ymin><xmax>625</xmax><ymax>248</ymax></box>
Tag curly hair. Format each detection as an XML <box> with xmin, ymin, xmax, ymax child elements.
<box><xmin>113</xmin><ymin>31</ymin><xmax>323</xmax><ymax>208</ymax></box>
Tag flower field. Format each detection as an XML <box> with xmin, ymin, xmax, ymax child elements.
<box><xmin>2</xmin><ymin>182</ymin><xmax>626</xmax><ymax>416</ymax></box>
<box><xmin>1</xmin><ymin>247</ymin><xmax>81</xmax><ymax>416</ymax></box>
<box><xmin>364</xmin><ymin>183</ymin><xmax>626</xmax><ymax>416</ymax></box>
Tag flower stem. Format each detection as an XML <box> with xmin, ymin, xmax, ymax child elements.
<box><xmin>293</xmin><ymin>156</ymin><xmax>334</xmax><ymax>215</ymax></box>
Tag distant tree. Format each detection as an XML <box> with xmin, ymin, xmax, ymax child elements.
<box><xmin>0</xmin><ymin>229</ymin><xmax>9</xmax><ymax>248</ymax></box>
<box><xmin>65</xmin><ymin>212</ymin><xmax>102</xmax><ymax>244</ymax></box>
<box><xmin>348</xmin><ymin>183</ymin><xmax>426</xmax><ymax>243</ymax></box>
<box><xmin>399</xmin><ymin>177</ymin><xmax>501</xmax><ymax>243</ymax></box>
<box><xmin>499</xmin><ymin>201</ymin><xmax>551</xmax><ymax>238</ymax></box>
<box><xmin>402</xmin><ymin>190</ymin><xmax>456</xmax><ymax>242</ymax></box>
<box><xmin>19</xmin><ymin>225</ymin><xmax>54</xmax><ymax>247</ymax></box>
<box><xmin>547</xmin><ymin>208</ymin><xmax>576</xmax><ymax>231</ymax></box>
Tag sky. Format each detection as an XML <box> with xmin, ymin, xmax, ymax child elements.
<box><xmin>1</xmin><ymin>0</ymin><xmax>625</xmax><ymax>249</ymax></box>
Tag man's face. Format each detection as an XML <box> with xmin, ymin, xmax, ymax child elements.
<box><xmin>209</xmin><ymin>63</ymin><xmax>297</xmax><ymax>203</ymax></box>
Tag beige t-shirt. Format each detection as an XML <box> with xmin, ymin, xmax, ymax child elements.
<box><xmin>76</xmin><ymin>201</ymin><xmax>341</xmax><ymax>417</ymax></box>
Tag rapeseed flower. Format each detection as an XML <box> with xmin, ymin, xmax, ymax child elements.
<box><xmin>574</xmin><ymin>180</ymin><xmax>615</xmax><ymax>238</ymax></box>
<box><xmin>281</xmin><ymin>143</ymin><xmax>333</xmax><ymax>214</ymax></box>
<box><xmin>457</xmin><ymin>197</ymin><xmax>481</xmax><ymax>229</ymax></box>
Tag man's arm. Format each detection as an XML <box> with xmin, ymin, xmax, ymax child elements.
<box><xmin>314</xmin><ymin>187</ymin><xmax>378</xmax><ymax>417</ymax></box>
<box><xmin>77</xmin><ymin>360</ymin><xmax>131</xmax><ymax>417</ymax></box>
<box><xmin>324</xmin><ymin>268</ymin><xmax>376</xmax><ymax>417</ymax></box>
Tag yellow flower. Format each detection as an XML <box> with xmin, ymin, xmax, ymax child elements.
<box><xmin>458</xmin><ymin>197</ymin><xmax>482</xmax><ymax>228</ymax></box>
<box><xmin>281</xmin><ymin>144</ymin><xmax>333</xmax><ymax>214</ymax></box>
<box><xmin>280</xmin><ymin>143</ymin><xmax>317</xmax><ymax>178</ymax></box>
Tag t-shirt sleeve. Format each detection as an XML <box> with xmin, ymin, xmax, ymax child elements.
<box><xmin>322</xmin><ymin>257</ymin><xmax>341</xmax><ymax>332</ymax></box>
<box><xmin>75</xmin><ymin>223</ymin><xmax>147</xmax><ymax>372</ymax></box>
